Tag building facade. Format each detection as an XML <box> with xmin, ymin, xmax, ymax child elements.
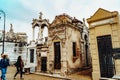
<box><xmin>0</xmin><ymin>24</ymin><xmax>28</xmax><ymax>64</ymax></box>
<box><xmin>87</xmin><ymin>8</ymin><xmax>120</xmax><ymax>80</ymax></box>
<box><xmin>48</xmin><ymin>14</ymin><xmax>91</xmax><ymax>75</ymax></box>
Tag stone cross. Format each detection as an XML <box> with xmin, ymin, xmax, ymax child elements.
<box><xmin>39</xmin><ymin>12</ymin><xmax>43</xmax><ymax>19</ymax></box>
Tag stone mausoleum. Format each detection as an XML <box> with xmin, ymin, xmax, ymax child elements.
<box><xmin>26</xmin><ymin>12</ymin><xmax>91</xmax><ymax>75</ymax></box>
<box><xmin>87</xmin><ymin>8</ymin><xmax>120</xmax><ymax>80</ymax></box>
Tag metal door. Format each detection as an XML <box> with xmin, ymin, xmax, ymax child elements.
<box><xmin>41</xmin><ymin>57</ymin><xmax>47</xmax><ymax>72</ymax></box>
<box><xmin>97</xmin><ymin>35</ymin><xmax>114</xmax><ymax>78</ymax></box>
<box><xmin>54</xmin><ymin>42</ymin><xmax>61</xmax><ymax>69</ymax></box>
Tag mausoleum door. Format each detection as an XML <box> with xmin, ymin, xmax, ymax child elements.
<box><xmin>54</xmin><ymin>42</ymin><xmax>61</xmax><ymax>69</ymax></box>
<box><xmin>41</xmin><ymin>57</ymin><xmax>47</xmax><ymax>71</ymax></box>
<box><xmin>97</xmin><ymin>35</ymin><xmax>114</xmax><ymax>78</ymax></box>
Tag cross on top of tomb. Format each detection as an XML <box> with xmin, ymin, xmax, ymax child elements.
<box><xmin>39</xmin><ymin>12</ymin><xmax>43</xmax><ymax>19</ymax></box>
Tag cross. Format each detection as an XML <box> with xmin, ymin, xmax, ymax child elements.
<box><xmin>39</xmin><ymin>12</ymin><xmax>43</xmax><ymax>19</ymax></box>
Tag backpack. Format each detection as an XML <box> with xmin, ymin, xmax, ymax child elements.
<box><xmin>0</xmin><ymin>59</ymin><xmax>9</xmax><ymax>68</ymax></box>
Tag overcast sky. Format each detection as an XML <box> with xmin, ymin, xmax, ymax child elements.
<box><xmin>0</xmin><ymin>0</ymin><xmax>120</xmax><ymax>42</ymax></box>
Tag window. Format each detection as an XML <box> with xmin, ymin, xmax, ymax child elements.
<box><xmin>73</xmin><ymin>42</ymin><xmax>76</xmax><ymax>57</ymax></box>
<box><xmin>30</xmin><ymin>49</ymin><xmax>34</xmax><ymax>63</ymax></box>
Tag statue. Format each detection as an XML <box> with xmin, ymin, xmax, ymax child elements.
<box><xmin>10</xmin><ymin>24</ymin><xmax>14</xmax><ymax>32</ymax></box>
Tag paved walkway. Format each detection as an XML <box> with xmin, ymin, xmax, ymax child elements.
<box><xmin>68</xmin><ymin>69</ymin><xmax>92</xmax><ymax>80</ymax></box>
<box><xmin>0</xmin><ymin>66</ymin><xmax>92</xmax><ymax>80</ymax></box>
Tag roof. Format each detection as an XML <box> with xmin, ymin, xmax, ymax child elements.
<box><xmin>87</xmin><ymin>8</ymin><xmax>118</xmax><ymax>23</ymax></box>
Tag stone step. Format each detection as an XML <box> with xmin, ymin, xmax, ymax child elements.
<box><xmin>100</xmin><ymin>78</ymin><xmax>119</xmax><ymax>80</ymax></box>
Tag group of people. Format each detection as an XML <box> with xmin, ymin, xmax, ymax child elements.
<box><xmin>0</xmin><ymin>54</ymin><xmax>24</xmax><ymax>80</ymax></box>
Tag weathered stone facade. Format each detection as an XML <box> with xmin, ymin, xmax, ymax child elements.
<box><xmin>48</xmin><ymin>14</ymin><xmax>91</xmax><ymax>75</ymax></box>
<box><xmin>27</xmin><ymin>13</ymin><xmax>91</xmax><ymax>75</ymax></box>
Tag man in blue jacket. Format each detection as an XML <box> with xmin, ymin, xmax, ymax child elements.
<box><xmin>0</xmin><ymin>54</ymin><xmax>10</xmax><ymax>80</ymax></box>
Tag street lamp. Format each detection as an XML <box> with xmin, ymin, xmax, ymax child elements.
<box><xmin>0</xmin><ymin>10</ymin><xmax>6</xmax><ymax>54</ymax></box>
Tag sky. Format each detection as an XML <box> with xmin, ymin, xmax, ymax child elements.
<box><xmin>0</xmin><ymin>0</ymin><xmax>120</xmax><ymax>42</ymax></box>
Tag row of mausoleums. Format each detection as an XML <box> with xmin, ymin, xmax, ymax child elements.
<box><xmin>25</xmin><ymin>13</ymin><xmax>92</xmax><ymax>76</ymax></box>
<box><xmin>0</xmin><ymin>8</ymin><xmax>118</xmax><ymax>80</ymax></box>
<box><xmin>87</xmin><ymin>8</ymin><xmax>120</xmax><ymax>80</ymax></box>
<box><xmin>25</xmin><ymin>8</ymin><xmax>120</xmax><ymax>79</ymax></box>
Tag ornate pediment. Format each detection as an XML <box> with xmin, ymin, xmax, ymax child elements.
<box><xmin>32</xmin><ymin>19</ymin><xmax>41</xmax><ymax>28</ymax></box>
<box><xmin>52</xmin><ymin>35</ymin><xmax>62</xmax><ymax>41</ymax></box>
<box><xmin>32</xmin><ymin>18</ymin><xmax>49</xmax><ymax>28</ymax></box>
<box><xmin>50</xmin><ymin>13</ymin><xmax>72</xmax><ymax>27</ymax></box>
<box><xmin>87</xmin><ymin>8</ymin><xmax>117</xmax><ymax>23</ymax></box>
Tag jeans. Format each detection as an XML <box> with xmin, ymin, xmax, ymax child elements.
<box><xmin>1</xmin><ymin>68</ymin><xmax>7</xmax><ymax>80</ymax></box>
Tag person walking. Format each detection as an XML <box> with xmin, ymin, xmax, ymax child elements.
<box><xmin>0</xmin><ymin>54</ymin><xmax>10</xmax><ymax>80</ymax></box>
<box><xmin>14</xmin><ymin>56</ymin><xmax>24</xmax><ymax>79</ymax></box>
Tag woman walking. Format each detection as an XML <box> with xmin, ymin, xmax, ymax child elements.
<box><xmin>14</xmin><ymin>56</ymin><xmax>24</xmax><ymax>79</ymax></box>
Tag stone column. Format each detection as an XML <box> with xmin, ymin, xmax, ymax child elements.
<box><xmin>38</xmin><ymin>27</ymin><xmax>41</xmax><ymax>39</ymax></box>
<box><xmin>32</xmin><ymin>27</ymin><xmax>35</xmax><ymax>41</ymax></box>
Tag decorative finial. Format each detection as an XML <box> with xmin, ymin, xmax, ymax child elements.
<box><xmin>83</xmin><ymin>18</ymin><xmax>85</xmax><ymax>23</ymax></box>
<box><xmin>39</xmin><ymin>12</ymin><xmax>43</xmax><ymax>19</ymax></box>
<box><xmin>10</xmin><ymin>24</ymin><xmax>13</xmax><ymax>28</ymax></box>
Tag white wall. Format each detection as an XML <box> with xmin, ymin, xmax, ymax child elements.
<box><xmin>0</xmin><ymin>42</ymin><xmax>27</xmax><ymax>64</ymax></box>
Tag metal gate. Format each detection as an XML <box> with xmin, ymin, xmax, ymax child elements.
<box><xmin>97</xmin><ymin>35</ymin><xmax>114</xmax><ymax>78</ymax></box>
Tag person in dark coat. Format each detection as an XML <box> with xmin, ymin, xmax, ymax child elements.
<box><xmin>14</xmin><ymin>56</ymin><xmax>24</xmax><ymax>79</ymax></box>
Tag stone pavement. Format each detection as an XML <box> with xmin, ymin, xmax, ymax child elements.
<box><xmin>68</xmin><ymin>68</ymin><xmax>92</xmax><ymax>80</ymax></box>
<box><xmin>0</xmin><ymin>66</ymin><xmax>92</xmax><ymax>80</ymax></box>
